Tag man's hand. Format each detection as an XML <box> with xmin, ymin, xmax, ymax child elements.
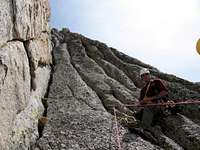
<box><xmin>165</xmin><ymin>100</ymin><xmax>176</xmax><ymax>108</ymax></box>
<box><xmin>140</xmin><ymin>96</ymin><xmax>153</xmax><ymax>104</ymax></box>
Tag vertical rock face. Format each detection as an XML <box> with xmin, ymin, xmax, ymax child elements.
<box><xmin>1</xmin><ymin>0</ymin><xmax>200</xmax><ymax>149</ymax></box>
<box><xmin>0</xmin><ymin>0</ymin><xmax>52</xmax><ymax>149</ymax></box>
<box><xmin>13</xmin><ymin>0</ymin><xmax>50</xmax><ymax>40</ymax></box>
<box><xmin>0</xmin><ymin>0</ymin><xmax>13</xmax><ymax>47</ymax></box>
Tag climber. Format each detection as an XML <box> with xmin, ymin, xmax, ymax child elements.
<box><xmin>138</xmin><ymin>68</ymin><xmax>168</xmax><ymax>129</ymax></box>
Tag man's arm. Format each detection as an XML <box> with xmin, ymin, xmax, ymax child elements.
<box><xmin>141</xmin><ymin>79</ymin><xmax>168</xmax><ymax>103</ymax></box>
<box><xmin>141</xmin><ymin>90</ymin><xmax>168</xmax><ymax>103</ymax></box>
<box><xmin>152</xmin><ymin>90</ymin><xmax>168</xmax><ymax>100</ymax></box>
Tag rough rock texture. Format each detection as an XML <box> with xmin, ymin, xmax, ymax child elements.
<box><xmin>0</xmin><ymin>0</ymin><xmax>13</xmax><ymax>47</ymax></box>
<box><xmin>0</xmin><ymin>0</ymin><xmax>52</xmax><ymax>149</ymax></box>
<box><xmin>13</xmin><ymin>0</ymin><xmax>50</xmax><ymax>40</ymax></box>
<box><xmin>34</xmin><ymin>28</ymin><xmax>200</xmax><ymax>150</ymax></box>
<box><xmin>1</xmin><ymin>0</ymin><xmax>200</xmax><ymax>149</ymax></box>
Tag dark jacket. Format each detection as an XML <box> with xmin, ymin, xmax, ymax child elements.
<box><xmin>139</xmin><ymin>79</ymin><xmax>168</xmax><ymax>102</ymax></box>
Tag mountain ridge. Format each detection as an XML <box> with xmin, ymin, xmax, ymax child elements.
<box><xmin>33</xmin><ymin>28</ymin><xmax>200</xmax><ymax>150</ymax></box>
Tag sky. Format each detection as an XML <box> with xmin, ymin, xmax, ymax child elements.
<box><xmin>50</xmin><ymin>0</ymin><xmax>200</xmax><ymax>82</ymax></box>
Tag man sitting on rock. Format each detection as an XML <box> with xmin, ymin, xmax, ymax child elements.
<box><xmin>138</xmin><ymin>68</ymin><xmax>168</xmax><ymax>129</ymax></box>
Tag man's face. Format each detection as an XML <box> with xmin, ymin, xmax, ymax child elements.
<box><xmin>141</xmin><ymin>73</ymin><xmax>150</xmax><ymax>83</ymax></box>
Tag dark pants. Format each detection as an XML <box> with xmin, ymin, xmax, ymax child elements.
<box><xmin>141</xmin><ymin>106</ymin><xmax>162</xmax><ymax>129</ymax></box>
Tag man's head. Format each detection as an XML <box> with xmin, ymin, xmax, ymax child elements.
<box><xmin>140</xmin><ymin>68</ymin><xmax>150</xmax><ymax>83</ymax></box>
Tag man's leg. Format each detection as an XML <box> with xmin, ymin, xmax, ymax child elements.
<box><xmin>141</xmin><ymin>107</ymin><xmax>154</xmax><ymax>129</ymax></box>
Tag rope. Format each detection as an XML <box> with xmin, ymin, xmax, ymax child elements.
<box><xmin>109</xmin><ymin>99</ymin><xmax>200</xmax><ymax>108</ymax></box>
<box><xmin>113</xmin><ymin>107</ymin><xmax>122</xmax><ymax>150</ymax></box>
<box><xmin>144</xmin><ymin>80</ymin><xmax>152</xmax><ymax>98</ymax></box>
<box><xmin>43</xmin><ymin>97</ymin><xmax>200</xmax><ymax>107</ymax></box>
<box><xmin>110</xmin><ymin>99</ymin><xmax>200</xmax><ymax>150</ymax></box>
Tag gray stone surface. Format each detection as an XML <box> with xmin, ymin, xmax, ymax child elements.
<box><xmin>34</xmin><ymin>36</ymin><xmax>161</xmax><ymax>149</ymax></box>
<box><xmin>0</xmin><ymin>0</ymin><xmax>13</xmax><ymax>47</ymax></box>
<box><xmin>13</xmin><ymin>0</ymin><xmax>50</xmax><ymax>40</ymax></box>
<box><xmin>10</xmin><ymin>66</ymin><xmax>51</xmax><ymax>150</ymax></box>
<box><xmin>1</xmin><ymin>0</ymin><xmax>200</xmax><ymax>149</ymax></box>
<box><xmin>0</xmin><ymin>0</ymin><xmax>51</xmax><ymax>149</ymax></box>
<box><xmin>0</xmin><ymin>41</ymin><xmax>30</xmax><ymax>149</ymax></box>
<box><xmin>34</xmin><ymin>29</ymin><xmax>200</xmax><ymax>150</ymax></box>
<box><xmin>24</xmin><ymin>32</ymin><xmax>52</xmax><ymax>69</ymax></box>
<box><xmin>0</xmin><ymin>0</ymin><xmax>50</xmax><ymax>46</ymax></box>
<box><xmin>161</xmin><ymin>114</ymin><xmax>200</xmax><ymax>150</ymax></box>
